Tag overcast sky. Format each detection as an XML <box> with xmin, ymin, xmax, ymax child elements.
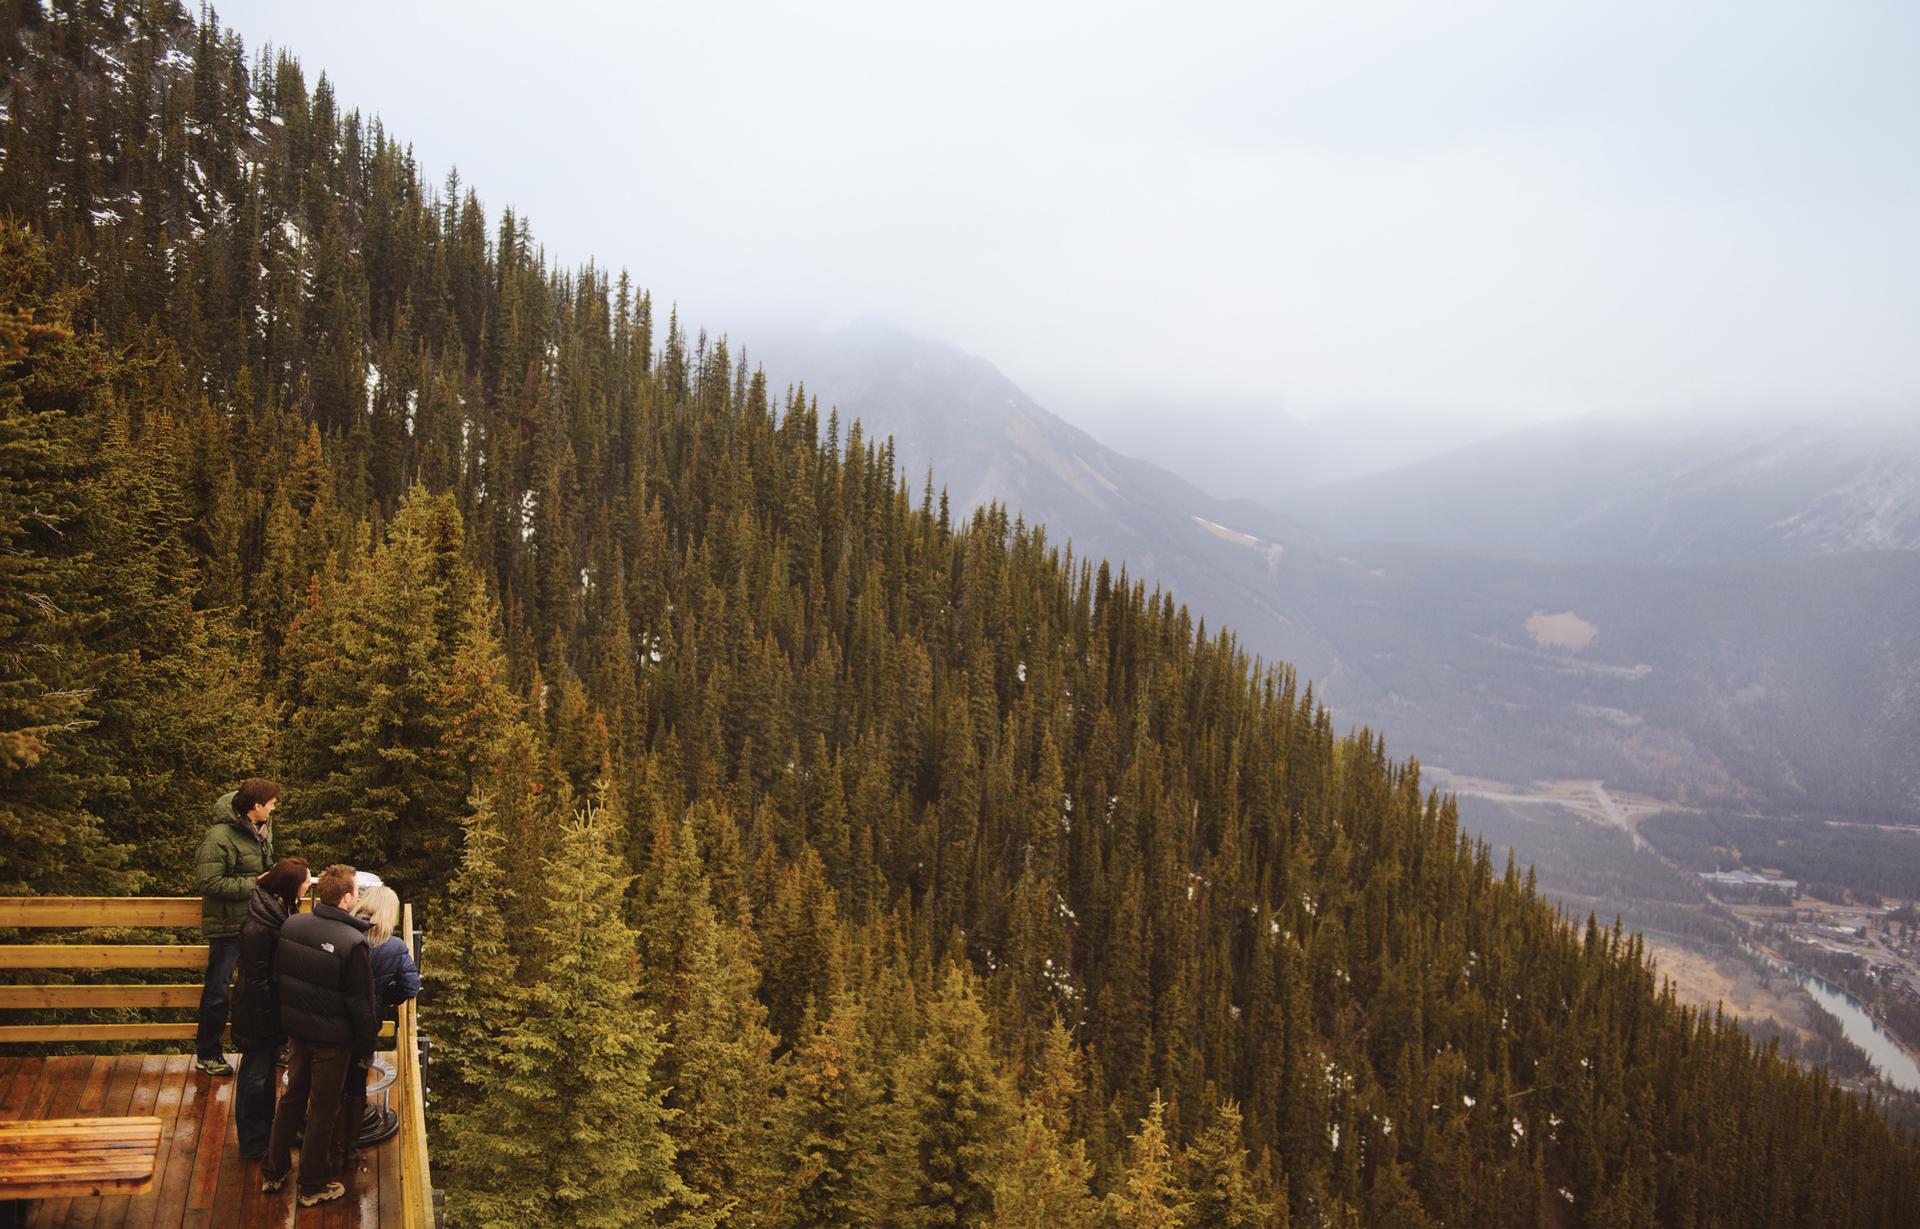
<box><xmin>213</xmin><ymin>0</ymin><xmax>1920</xmax><ymax>435</ymax></box>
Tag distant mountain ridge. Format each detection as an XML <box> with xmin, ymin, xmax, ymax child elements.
<box><xmin>1270</xmin><ymin>410</ymin><xmax>1920</xmax><ymax>565</ymax></box>
<box><xmin>745</xmin><ymin>321</ymin><xmax>1339</xmax><ymax>663</ymax></box>
<box><xmin>12</xmin><ymin>8</ymin><xmax>1920</xmax><ymax>1220</ymax></box>
<box><xmin>759</xmin><ymin>326</ymin><xmax>1920</xmax><ymax>819</ymax></box>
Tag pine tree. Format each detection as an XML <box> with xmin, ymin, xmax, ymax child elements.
<box><xmin>633</xmin><ymin>812</ymin><xmax>779</xmax><ymax>1216</ymax></box>
<box><xmin>993</xmin><ymin>1018</ymin><xmax>1099</xmax><ymax>1229</ymax></box>
<box><xmin>78</xmin><ymin>403</ymin><xmax>272</xmax><ymax>889</ymax></box>
<box><xmin>0</xmin><ymin>223</ymin><xmax>133</xmax><ymax>895</ymax></box>
<box><xmin>1182</xmin><ymin>1101</ymin><xmax>1274</xmax><ymax>1229</ymax></box>
<box><xmin>278</xmin><ymin>487</ymin><xmax>513</xmax><ymax>897</ymax></box>
<box><xmin>1104</xmin><ymin>1094</ymin><xmax>1191</xmax><ymax>1229</ymax></box>
<box><xmin>424</xmin><ymin>790</ymin><xmax>521</xmax><ymax>1128</ymax></box>
<box><xmin>766</xmin><ymin>997</ymin><xmax>890</xmax><ymax>1228</ymax></box>
<box><xmin>442</xmin><ymin>799</ymin><xmax>709</xmax><ymax>1229</ymax></box>
<box><xmin>901</xmin><ymin>963</ymin><xmax>1017</xmax><ymax>1228</ymax></box>
<box><xmin>760</xmin><ymin>846</ymin><xmax>844</xmax><ymax>1047</ymax></box>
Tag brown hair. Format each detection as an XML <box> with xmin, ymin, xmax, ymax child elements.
<box><xmin>256</xmin><ymin>857</ymin><xmax>310</xmax><ymax>912</ymax></box>
<box><xmin>315</xmin><ymin>864</ymin><xmax>358</xmax><ymax>907</ymax></box>
<box><xmin>232</xmin><ymin>778</ymin><xmax>282</xmax><ymax>817</ymax></box>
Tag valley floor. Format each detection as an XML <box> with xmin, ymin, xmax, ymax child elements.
<box><xmin>1443</xmin><ymin>770</ymin><xmax>1920</xmax><ymax>1102</ymax></box>
<box><xmin>1641</xmin><ymin>937</ymin><xmax>1824</xmax><ymax>1043</ymax></box>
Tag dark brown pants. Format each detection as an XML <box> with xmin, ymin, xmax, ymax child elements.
<box><xmin>265</xmin><ymin>1038</ymin><xmax>351</xmax><ymax>1194</ymax></box>
<box><xmin>331</xmin><ymin>1062</ymin><xmax>368</xmax><ymax>1171</ymax></box>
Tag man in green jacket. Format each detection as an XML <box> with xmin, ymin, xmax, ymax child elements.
<box><xmin>192</xmin><ymin>778</ymin><xmax>281</xmax><ymax>1076</ymax></box>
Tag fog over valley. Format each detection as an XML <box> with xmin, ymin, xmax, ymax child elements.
<box><xmin>207</xmin><ymin>0</ymin><xmax>1920</xmax><ymax>1092</ymax></box>
<box><xmin>7</xmin><ymin>2</ymin><xmax>1920</xmax><ymax>1222</ymax></box>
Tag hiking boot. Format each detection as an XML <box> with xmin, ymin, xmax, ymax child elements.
<box><xmin>193</xmin><ymin>1056</ymin><xmax>234</xmax><ymax>1077</ymax></box>
<box><xmin>260</xmin><ymin>1169</ymin><xmax>288</xmax><ymax>1193</ymax></box>
<box><xmin>297</xmin><ymin>1181</ymin><xmax>346</xmax><ymax>1207</ymax></box>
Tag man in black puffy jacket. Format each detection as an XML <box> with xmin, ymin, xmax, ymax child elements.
<box><xmin>261</xmin><ymin>863</ymin><xmax>375</xmax><ymax>1208</ymax></box>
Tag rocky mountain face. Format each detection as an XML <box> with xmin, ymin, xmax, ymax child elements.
<box><xmin>757</xmin><ymin>325</ymin><xmax>1920</xmax><ymax>818</ymax></box>
<box><xmin>1270</xmin><ymin>410</ymin><xmax>1920</xmax><ymax>565</ymax></box>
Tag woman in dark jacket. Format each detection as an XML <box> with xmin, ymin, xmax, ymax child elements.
<box><xmin>232</xmin><ymin>857</ymin><xmax>308</xmax><ymax>1160</ymax></box>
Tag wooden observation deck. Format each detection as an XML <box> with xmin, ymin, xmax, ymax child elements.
<box><xmin>0</xmin><ymin>897</ymin><xmax>434</xmax><ymax>1228</ymax></box>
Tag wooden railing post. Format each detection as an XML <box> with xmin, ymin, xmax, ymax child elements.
<box><xmin>396</xmin><ymin>902</ymin><xmax>435</xmax><ymax>1228</ymax></box>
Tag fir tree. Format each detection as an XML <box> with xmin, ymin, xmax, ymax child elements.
<box><xmin>760</xmin><ymin>845</ymin><xmax>844</xmax><ymax>1047</ymax></box>
<box><xmin>1181</xmin><ymin>1101</ymin><xmax>1273</xmax><ymax>1229</ymax></box>
<box><xmin>901</xmin><ymin>963</ymin><xmax>1017</xmax><ymax>1228</ymax></box>
<box><xmin>766</xmin><ymin>997</ymin><xmax>890</xmax><ymax>1228</ymax></box>
<box><xmin>634</xmin><ymin>811</ymin><xmax>779</xmax><ymax>1217</ymax></box>
<box><xmin>425</xmin><ymin>788</ymin><xmax>521</xmax><ymax>1127</ymax></box>
<box><xmin>278</xmin><ymin>486</ymin><xmax>513</xmax><ymax>897</ymax></box>
<box><xmin>992</xmin><ymin>1018</ymin><xmax>1099</xmax><ymax>1229</ymax></box>
<box><xmin>1104</xmin><ymin>1094</ymin><xmax>1192</xmax><ymax>1229</ymax></box>
<box><xmin>442</xmin><ymin>798</ymin><xmax>709</xmax><ymax>1229</ymax></box>
<box><xmin>0</xmin><ymin>223</ymin><xmax>133</xmax><ymax>895</ymax></box>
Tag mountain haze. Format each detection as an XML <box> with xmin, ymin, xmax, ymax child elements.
<box><xmin>4</xmin><ymin>6</ymin><xmax>1919</xmax><ymax>1226</ymax></box>
<box><xmin>759</xmin><ymin>328</ymin><xmax>1920</xmax><ymax>818</ymax></box>
<box><xmin>1273</xmin><ymin>409</ymin><xmax>1920</xmax><ymax>565</ymax></box>
<box><xmin>745</xmin><ymin>320</ymin><xmax>1340</xmax><ymax>667</ymax></box>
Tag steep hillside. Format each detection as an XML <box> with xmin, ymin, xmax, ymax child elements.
<box><xmin>747</xmin><ymin>328</ymin><xmax>1920</xmax><ymax>818</ymax></box>
<box><xmin>4</xmin><ymin>6</ymin><xmax>1919</xmax><ymax>1226</ymax></box>
<box><xmin>745</xmin><ymin>320</ymin><xmax>1342</xmax><ymax>672</ymax></box>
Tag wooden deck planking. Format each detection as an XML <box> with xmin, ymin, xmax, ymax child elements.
<box><xmin>332</xmin><ymin>1147</ymin><xmax>380</xmax><ymax>1229</ymax></box>
<box><xmin>94</xmin><ymin>1054</ymin><xmax>165</xmax><ymax>1229</ymax></box>
<box><xmin>182</xmin><ymin>1066</ymin><xmax>228</xmax><ymax>1212</ymax></box>
<box><xmin>63</xmin><ymin>1054</ymin><xmax>145</xmax><ymax>1229</ymax></box>
<box><xmin>0</xmin><ymin>1056</ymin><xmax>394</xmax><ymax>1229</ymax></box>
<box><xmin>122</xmin><ymin>1056</ymin><xmax>194</xmax><ymax>1229</ymax></box>
<box><xmin>376</xmin><ymin>1114</ymin><xmax>401</xmax><ymax>1227</ymax></box>
<box><xmin>22</xmin><ymin>1056</ymin><xmax>75</xmax><ymax>1123</ymax></box>
<box><xmin>74</xmin><ymin>1059</ymin><xmax>111</xmax><ymax>1117</ymax></box>
<box><xmin>192</xmin><ymin>1070</ymin><xmax>243</xmax><ymax>1229</ymax></box>
<box><xmin>24</xmin><ymin>1058</ymin><xmax>88</xmax><ymax>1226</ymax></box>
<box><xmin>1</xmin><ymin>1059</ymin><xmax>45</xmax><ymax>1120</ymax></box>
<box><xmin>230</xmin><ymin>1137</ymin><xmax>278</xmax><ymax>1229</ymax></box>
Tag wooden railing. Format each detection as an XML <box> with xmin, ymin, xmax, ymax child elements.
<box><xmin>0</xmin><ymin>895</ymin><xmax>434</xmax><ymax>1225</ymax></box>
<box><xmin>395</xmin><ymin>903</ymin><xmax>434</xmax><ymax>1229</ymax></box>
<box><xmin>0</xmin><ymin>897</ymin><xmax>211</xmax><ymax>1043</ymax></box>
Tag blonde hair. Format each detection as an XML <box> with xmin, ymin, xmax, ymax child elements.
<box><xmin>351</xmin><ymin>884</ymin><xmax>401</xmax><ymax>947</ymax></box>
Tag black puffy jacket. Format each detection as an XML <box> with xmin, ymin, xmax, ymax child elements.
<box><xmin>275</xmin><ymin>902</ymin><xmax>376</xmax><ymax>1057</ymax></box>
<box><xmin>230</xmin><ymin>888</ymin><xmax>290</xmax><ymax>1047</ymax></box>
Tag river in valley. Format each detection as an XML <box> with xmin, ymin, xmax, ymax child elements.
<box><xmin>1791</xmin><ymin>971</ymin><xmax>1920</xmax><ymax>1093</ymax></box>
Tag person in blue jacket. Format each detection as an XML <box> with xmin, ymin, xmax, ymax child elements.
<box><xmin>350</xmin><ymin>884</ymin><xmax>420</xmax><ymax>1014</ymax></box>
<box><xmin>342</xmin><ymin>884</ymin><xmax>419</xmax><ymax>1149</ymax></box>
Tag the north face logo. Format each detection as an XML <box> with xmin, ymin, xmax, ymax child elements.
<box><xmin>321</xmin><ymin>942</ymin><xmax>335</xmax><ymax>953</ymax></box>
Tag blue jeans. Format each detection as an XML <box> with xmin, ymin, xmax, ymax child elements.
<box><xmin>194</xmin><ymin>937</ymin><xmax>240</xmax><ymax>1060</ymax></box>
<box><xmin>236</xmin><ymin>1041</ymin><xmax>280</xmax><ymax>1156</ymax></box>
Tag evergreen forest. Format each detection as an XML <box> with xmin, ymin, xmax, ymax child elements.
<box><xmin>3</xmin><ymin>4</ymin><xmax>1918</xmax><ymax>1225</ymax></box>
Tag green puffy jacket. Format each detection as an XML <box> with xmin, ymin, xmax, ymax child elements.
<box><xmin>194</xmin><ymin>791</ymin><xmax>273</xmax><ymax>939</ymax></box>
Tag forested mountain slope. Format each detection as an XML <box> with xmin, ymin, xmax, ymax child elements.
<box><xmin>3</xmin><ymin>5</ymin><xmax>1917</xmax><ymax>1226</ymax></box>
<box><xmin>741</xmin><ymin>325</ymin><xmax>1920</xmax><ymax>817</ymax></box>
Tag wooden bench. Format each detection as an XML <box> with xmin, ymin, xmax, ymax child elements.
<box><xmin>0</xmin><ymin>1116</ymin><xmax>161</xmax><ymax>1226</ymax></box>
